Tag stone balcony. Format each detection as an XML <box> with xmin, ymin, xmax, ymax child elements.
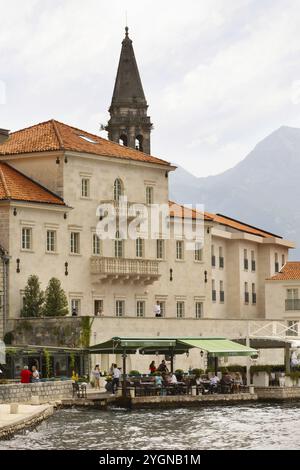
<box><xmin>90</xmin><ymin>256</ymin><xmax>160</xmax><ymax>284</ymax></box>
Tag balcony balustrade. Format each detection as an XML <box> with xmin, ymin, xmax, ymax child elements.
<box><xmin>91</xmin><ymin>256</ymin><xmax>160</xmax><ymax>284</ymax></box>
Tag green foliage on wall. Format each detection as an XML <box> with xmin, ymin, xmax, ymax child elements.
<box><xmin>69</xmin><ymin>352</ymin><xmax>75</xmax><ymax>371</ymax></box>
<box><xmin>43</xmin><ymin>348</ymin><xmax>52</xmax><ymax>378</ymax></box>
<box><xmin>80</xmin><ymin>317</ymin><xmax>94</xmax><ymax>348</ymax></box>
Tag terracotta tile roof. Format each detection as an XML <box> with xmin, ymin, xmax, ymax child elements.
<box><xmin>0</xmin><ymin>162</ymin><xmax>65</xmax><ymax>205</ymax></box>
<box><xmin>169</xmin><ymin>202</ymin><xmax>280</xmax><ymax>237</ymax></box>
<box><xmin>168</xmin><ymin>201</ymin><xmax>213</xmax><ymax>221</ymax></box>
<box><xmin>268</xmin><ymin>262</ymin><xmax>300</xmax><ymax>280</ymax></box>
<box><xmin>205</xmin><ymin>211</ymin><xmax>281</xmax><ymax>239</ymax></box>
<box><xmin>0</xmin><ymin>119</ymin><xmax>170</xmax><ymax>166</ymax></box>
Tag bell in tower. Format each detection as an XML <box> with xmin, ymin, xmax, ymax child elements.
<box><xmin>106</xmin><ymin>27</ymin><xmax>152</xmax><ymax>154</ymax></box>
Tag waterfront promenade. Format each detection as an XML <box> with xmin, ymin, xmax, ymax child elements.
<box><xmin>0</xmin><ymin>403</ymin><xmax>54</xmax><ymax>439</ymax></box>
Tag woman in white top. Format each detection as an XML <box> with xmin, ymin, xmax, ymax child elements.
<box><xmin>31</xmin><ymin>365</ymin><xmax>40</xmax><ymax>383</ymax></box>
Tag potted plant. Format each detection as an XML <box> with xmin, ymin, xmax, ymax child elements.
<box><xmin>175</xmin><ymin>369</ymin><xmax>184</xmax><ymax>380</ymax></box>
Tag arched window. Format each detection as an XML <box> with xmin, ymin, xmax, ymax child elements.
<box><xmin>114</xmin><ymin>230</ymin><xmax>124</xmax><ymax>258</ymax></box>
<box><xmin>135</xmin><ymin>135</ymin><xmax>143</xmax><ymax>152</ymax></box>
<box><xmin>119</xmin><ymin>134</ymin><xmax>128</xmax><ymax>147</ymax></box>
<box><xmin>113</xmin><ymin>178</ymin><xmax>123</xmax><ymax>202</ymax></box>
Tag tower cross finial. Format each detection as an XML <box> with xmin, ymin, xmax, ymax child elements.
<box><xmin>125</xmin><ymin>10</ymin><xmax>128</xmax><ymax>37</ymax></box>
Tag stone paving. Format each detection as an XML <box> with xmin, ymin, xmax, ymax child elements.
<box><xmin>0</xmin><ymin>403</ymin><xmax>54</xmax><ymax>439</ymax></box>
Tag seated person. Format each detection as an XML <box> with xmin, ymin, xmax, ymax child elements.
<box><xmin>170</xmin><ymin>373</ymin><xmax>178</xmax><ymax>384</ymax></box>
<box><xmin>155</xmin><ymin>373</ymin><xmax>163</xmax><ymax>387</ymax></box>
<box><xmin>221</xmin><ymin>371</ymin><xmax>233</xmax><ymax>392</ymax></box>
<box><xmin>233</xmin><ymin>372</ymin><xmax>243</xmax><ymax>392</ymax></box>
<box><xmin>209</xmin><ymin>374</ymin><xmax>220</xmax><ymax>393</ymax></box>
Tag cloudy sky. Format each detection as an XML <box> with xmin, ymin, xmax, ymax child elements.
<box><xmin>1</xmin><ymin>0</ymin><xmax>300</xmax><ymax>176</ymax></box>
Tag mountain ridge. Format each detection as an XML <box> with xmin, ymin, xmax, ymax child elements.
<box><xmin>169</xmin><ymin>125</ymin><xmax>300</xmax><ymax>258</ymax></box>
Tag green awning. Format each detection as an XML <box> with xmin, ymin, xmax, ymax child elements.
<box><xmin>179</xmin><ymin>338</ymin><xmax>257</xmax><ymax>357</ymax></box>
<box><xmin>89</xmin><ymin>336</ymin><xmax>257</xmax><ymax>357</ymax></box>
<box><xmin>89</xmin><ymin>337</ymin><xmax>178</xmax><ymax>354</ymax></box>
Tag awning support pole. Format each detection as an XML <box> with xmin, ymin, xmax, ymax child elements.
<box><xmin>170</xmin><ymin>350</ymin><xmax>174</xmax><ymax>373</ymax></box>
<box><xmin>285</xmin><ymin>342</ymin><xmax>291</xmax><ymax>374</ymax></box>
<box><xmin>214</xmin><ymin>357</ymin><xmax>218</xmax><ymax>376</ymax></box>
<box><xmin>246</xmin><ymin>323</ymin><xmax>251</xmax><ymax>386</ymax></box>
<box><xmin>122</xmin><ymin>350</ymin><xmax>127</xmax><ymax>398</ymax></box>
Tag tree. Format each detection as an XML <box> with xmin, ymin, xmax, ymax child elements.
<box><xmin>21</xmin><ymin>275</ymin><xmax>44</xmax><ymax>318</ymax></box>
<box><xmin>43</xmin><ymin>277</ymin><xmax>68</xmax><ymax>317</ymax></box>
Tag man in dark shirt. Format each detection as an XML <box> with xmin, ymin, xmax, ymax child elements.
<box><xmin>20</xmin><ymin>365</ymin><xmax>32</xmax><ymax>383</ymax></box>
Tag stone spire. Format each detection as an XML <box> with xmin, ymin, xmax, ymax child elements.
<box><xmin>106</xmin><ymin>27</ymin><xmax>152</xmax><ymax>154</ymax></box>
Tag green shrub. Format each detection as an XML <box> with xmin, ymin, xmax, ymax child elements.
<box><xmin>250</xmin><ymin>365</ymin><xmax>285</xmax><ymax>374</ymax></box>
<box><xmin>191</xmin><ymin>368</ymin><xmax>204</xmax><ymax>377</ymax></box>
<box><xmin>286</xmin><ymin>371</ymin><xmax>300</xmax><ymax>381</ymax></box>
<box><xmin>129</xmin><ymin>370</ymin><xmax>140</xmax><ymax>376</ymax></box>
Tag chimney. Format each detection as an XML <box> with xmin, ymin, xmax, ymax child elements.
<box><xmin>0</xmin><ymin>128</ymin><xmax>9</xmax><ymax>144</ymax></box>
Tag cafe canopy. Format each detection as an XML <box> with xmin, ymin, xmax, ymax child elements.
<box><xmin>89</xmin><ymin>336</ymin><xmax>257</xmax><ymax>397</ymax></box>
<box><xmin>89</xmin><ymin>336</ymin><xmax>257</xmax><ymax>357</ymax></box>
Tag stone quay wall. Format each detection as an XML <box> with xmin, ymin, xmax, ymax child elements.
<box><xmin>0</xmin><ymin>380</ymin><xmax>73</xmax><ymax>404</ymax></box>
<box><xmin>0</xmin><ymin>405</ymin><xmax>54</xmax><ymax>440</ymax></box>
<box><xmin>130</xmin><ymin>393</ymin><xmax>257</xmax><ymax>409</ymax></box>
<box><xmin>256</xmin><ymin>386</ymin><xmax>300</xmax><ymax>401</ymax></box>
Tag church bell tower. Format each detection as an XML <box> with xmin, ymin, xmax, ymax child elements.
<box><xmin>106</xmin><ymin>27</ymin><xmax>152</xmax><ymax>154</ymax></box>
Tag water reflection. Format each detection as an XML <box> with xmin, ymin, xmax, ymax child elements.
<box><xmin>1</xmin><ymin>404</ymin><xmax>299</xmax><ymax>450</ymax></box>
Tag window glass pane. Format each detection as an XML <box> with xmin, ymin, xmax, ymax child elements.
<box><xmin>94</xmin><ymin>300</ymin><xmax>103</xmax><ymax>316</ymax></box>
<box><xmin>47</xmin><ymin>230</ymin><xmax>56</xmax><ymax>252</ymax></box>
<box><xmin>136</xmin><ymin>238</ymin><xmax>143</xmax><ymax>258</ymax></box>
<box><xmin>81</xmin><ymin>178</ymin><xmax>90</xmax><ymax>197</ymax></box>
<box><xmin>114</xmin><ymin>179</ymin><xmax>123</xmax><ymax>201</ymax></box>
<box><xmin>146</xmin><ymin>186</ymin><xmax>153</xmax><ymax>204</ymax></box>
<box><xmin>70</xmin><ymin>233</ymin><xmax>80</xmax><ymax>254</ymax></box>
<box><xmin>195</xmin><ymin>302</ymin><xmax>203</xmax><ymax>318</ymax></box>
<box><xmin>116</xmin><ymin>300</ymin><xmax>124</xmax><ymax>317</ymax></box>
<box><xmin>93</xmin><ymin>234</ymin><xmax>101</xmax><ymax>255</ymax></box>
<box><xmin>156</xmin><ymin>240</ymin><xmax>164</xmax><ymax>259</ymax></box>
<box><xmin>22</xmin><ymin>228</ymin><xmax>32</xmax><ymax>250</ymax></box>
<box><xmin>176</xmin><ymin>301</ymin><xmax>184</xmax><ymax>318</ymax></box>
<box><xmin>137</xmin><ymin>301</ymin><xmax>145</xmax><ymax>317</ymax></box>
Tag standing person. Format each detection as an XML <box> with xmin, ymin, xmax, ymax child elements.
<box><xmin>158</xmin><ymin>360</ymin><xmax>169</xmax><ymax>373</ymax></box>
<box><xmin>71</xmin><ymin>370</ymin><xmax>79</xmax><ymax>383</ymax></box>
<box><xmin>92</xmin><ymin>364</ymin><xmax>101</xmax><ymax>389</ymax></box>
<box><xmin>31</xmin><ymin>365</ymin><xmax>40</xmax><ymax>383</ymax></box>
<box><xmin>20</xmin><ymin>365</ymin><xmax>32</xmax><ymax>384</ymax></box>
<box><xmin>154</xmin><ymin>301</ymin><xmax>162</xmax><ymax>318</ymax></box>
<box><xmin>111</xmin><ymin>364</ymin><xmax>121</xmax><ymax>395</ymax></box>
<box><xmin>149</xmin><ymin>361</ymin><xmax>156</xmax><ymax>374</ymax></box>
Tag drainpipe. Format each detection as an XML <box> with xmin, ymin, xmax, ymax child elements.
<box><xmin>285</xmin><ymin>342</ymin><xmax>291</xmax><ymax>374</ymax></box>
<box><xmin>2</xmin><ymin>254</ymin><xmax>9</xmax><ymax>337</ymax></box>
<box><xmin>246</xmin><ymin>321</ymin><xmax>251</xmax><ymax>386</ymax></box>
<box><xmin>122</xmin><ymin>350</ymin><xmax>127</xmax><ymax>398</ymax></box>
